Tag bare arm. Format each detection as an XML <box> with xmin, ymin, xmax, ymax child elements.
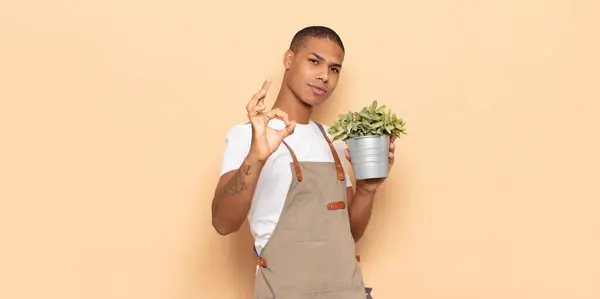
<box><xmin>343</xmin><ymin>135</ymin><xmax>397</xmax><ymax>242</ymax></box>
<box><xmin>346</xmin><ymin>186</ymin><xmax>377</xmax><ymax>242</ymax></box>
<box><xmin>211</xmin><ymin>154</ymin><xmax>265</xmax><ymax>235</ymax></box>
<box><xmin>211</xmin><ymin>78</ymin><xmax>296</xmax><ymax>236</ymax></box>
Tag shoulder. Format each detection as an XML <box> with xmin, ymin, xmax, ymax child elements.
<box><xmin>225</xmin><ymin>123</ymin><xmax>252</xmax><ymax>140</ymax></box>
<box><xmin>221</xmin><ymin>123</ymin><xmax>252</xmax><ymax>154</ymax></box>
<box><xmin>219</xmin><ymin>123</ymin><xmax>252</xmax><ymax>176</ymax></box>
<box><xmin>314</xmin><ymin>122</ymin><xmax>332</xmax><ymax>139</ymax></box>
<box><xmin>317</xmin><ymin>123</ymin><xmax>346</xmax><ymax>152</ymax></box>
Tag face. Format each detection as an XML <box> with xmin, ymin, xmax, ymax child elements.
<box><xmin>283</xmin><ymin>38</ymin><xmax>345</xmax><ymax>106</ymax></box>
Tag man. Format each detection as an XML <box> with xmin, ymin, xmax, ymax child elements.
<box><xmin>211</xmin><ymin>26</ymin><xmax>396</xmax><ymax>299</ymax></box>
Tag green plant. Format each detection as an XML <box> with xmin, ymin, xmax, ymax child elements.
<box><xmin>328</xmin><ymin>100</ymin><xmax>407</xmax><ymax>142</ymax></box>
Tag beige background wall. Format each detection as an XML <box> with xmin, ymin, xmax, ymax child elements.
<box><xmin>1</xmin><ymin>0</ymin><xmax>599</xmax><ymax>298</ymax></box>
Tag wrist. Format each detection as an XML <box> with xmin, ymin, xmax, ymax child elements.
<box><xmin>245</xmin><ymin>151</ymin><xmax>267</xmax><ymax>166</ymax></box>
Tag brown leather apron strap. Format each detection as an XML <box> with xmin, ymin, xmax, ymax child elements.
<box><xmin>315</xmin><ymin>123</ymin><xmax>346</xmax><ymax>181</ymax></box>
<box><xmin>327</xmin><ymin>201</ymin><xmax>346</xmax><ymax>210</ymax></box>
<box><xmin>282</xmin><ymin>140</ymin><xmax>303</xmax><ymax>182</ymax></box>
<box><xmin>256</xmin><ymin>256</ymin><xmax>268</xmax><ymax>267</ymax></box>
<box><xmin>258</xmin><ymin>253</ymin><xmax>359</xmax><ymax>266</ymax></box>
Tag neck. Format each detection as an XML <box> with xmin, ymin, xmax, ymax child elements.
<box><xmin>271</xmin><ymin>83</ymin><xmax>313</xmax><ymax>125</ymax></box>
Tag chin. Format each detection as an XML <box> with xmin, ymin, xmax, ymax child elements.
<box><xmin>301</xmin><ymin>98</ymin><xmax>324</xmax><ymax>107</ymax></box>
<box><xmin>302</xmin><ymin>94</ymin><xmax>329</xmax><ymax>107</ymax></box>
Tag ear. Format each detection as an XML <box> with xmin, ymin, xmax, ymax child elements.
<box><xmin>283</xmin><ymin>49</ymin><xmax>294</xmax><ymax>70</ymax></box>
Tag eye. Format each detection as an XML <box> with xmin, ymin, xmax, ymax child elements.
<box><xmin>331</xmin><ymin>68</ymin><xmax>340</xmax><ymax>73</ymax></box>
<box><xmin>309</xmin><ymin>59</ymin><xmax>318</xmax><ymax>64</ymax></box>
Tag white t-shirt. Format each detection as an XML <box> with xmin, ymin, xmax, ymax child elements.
<box><xmin>219</xmin><ymin>119</ymin><xmax>352</xmax><ymax>255</ymax></box>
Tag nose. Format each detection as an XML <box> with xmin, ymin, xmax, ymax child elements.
<box><xmin>317</xmin><ymin>66</ymin><xmax>329</xmax><ymax>83</ymax></box>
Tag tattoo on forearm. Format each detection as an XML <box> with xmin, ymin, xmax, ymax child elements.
<box><xmin>223</xmin><ymin>163</ymin><xmax>252</xmax><ymax>195</ymax></box>
<box><xmin>223</xmin><ymin>172</ymin><xmax>245</xmax><ymax>194</ymax></box>
<box><xmin>212</xmin><ymin>162</ymin><xmax>257</xmax><ymax>215</ymax></box>
<box><xmin>243</xmin><ymin>164</ymin><xmax>252</xmax><ymax>175</ymax></box>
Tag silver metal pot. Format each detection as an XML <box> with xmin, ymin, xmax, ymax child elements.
<box><xmin>346</xmin><ymin>135</ymin><xmax>390</xmax><ymax>180</ymax></box>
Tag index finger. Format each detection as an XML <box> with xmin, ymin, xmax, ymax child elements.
<box><xmin>260</xmin><ymin>78</ymin><xmax>271</xmax><ymax>93</ymax></box>
<box><xmin>246</xmin><ymin>78</ymin><xmax>272</xmax><ymax>112</ymax></box>
<box><xmin>257</xmin><ymin>79</ymin><xmax>271</xmax><ymax>106</ymax></box>
<box><xmin>265</xmin><ymin>108</ymin><xmax>291</xmax><ymax>124</ymax></box>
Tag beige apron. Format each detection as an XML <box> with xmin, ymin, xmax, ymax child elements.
<box><xmin>253</xmin><ymin>122</ymin><xmax>367</xmax><ymax>299</ymax></box>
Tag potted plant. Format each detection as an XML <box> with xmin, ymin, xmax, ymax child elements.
<box><xmin>328</xmin><ymin>100</ymin><xmax>407</xmax><ymax>180</ymax></box>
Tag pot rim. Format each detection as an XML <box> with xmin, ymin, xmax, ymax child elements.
<box><xmin>345</xmin><ymin>134</ymin><xmax>391</xmax><ymax>141</ymax></box>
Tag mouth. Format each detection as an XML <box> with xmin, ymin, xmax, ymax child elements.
<box><xmin>309</xmin><ymin>84</ymin><xmax>328</xmax><ymax>96</ymax></box>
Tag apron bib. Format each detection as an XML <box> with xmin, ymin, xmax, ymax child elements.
<box><xmin>253</xmin><ymin>123</ymin><xmax>366</xmax><ymax>299</ymax></box>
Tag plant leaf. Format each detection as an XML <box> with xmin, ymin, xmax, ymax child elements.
<box><xmin>328</xmin><ymin>100</ymin><xmax>407</xmax><ymax>141</ymax></box>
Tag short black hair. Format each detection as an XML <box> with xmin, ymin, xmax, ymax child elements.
<box><xmin>289</xmin><ymin>25</ymin><xmax>345</xmax><ymax>53</ymax></box>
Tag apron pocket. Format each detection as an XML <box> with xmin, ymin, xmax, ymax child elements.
<box><xmin>294</xmin><ymin>193</ymin><xmax>336</xmax><ymax>242</ymax></box>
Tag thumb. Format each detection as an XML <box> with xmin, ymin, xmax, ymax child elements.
<box><xmin>345</xmin><ymin>148</ymin><xmax>351</xmax><ymax>162</ymax></box>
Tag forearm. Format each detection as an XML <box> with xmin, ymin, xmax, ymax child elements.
<box><xmin>348</xmin><ymin>187</ymin><xmax>377</xmax><ymax>242</ymax></box>
<box><xmin>211</xmin><ymin>155</ymin><xmax>264</xmax><ymax>235</ymax></box>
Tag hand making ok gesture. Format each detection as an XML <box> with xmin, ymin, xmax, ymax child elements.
<box><xmin>246</xmin><ymin>79</ymin><xmax>297</xmax><ymax>162</ymax></box>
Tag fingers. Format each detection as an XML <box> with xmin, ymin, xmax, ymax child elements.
<box><xmin>256</xmin><ymin>79</ymin><xmax>271</xmax><ymax>107</ymax></box>
<box><xmin>265</xmin><ymin>108</ymin><xmax>291</xmax><ymax>125</ymax></box>
<box><xmin>277</xmin><ymin>120</ymin><xmax>297</xmax><ymax>138</ymax></box>
<box><xmin>246</xmin><ymin>78</ymin><xmax>272</xmax><ymax>114</ymax></box>
<box><xmin>388</xmin><ymin>138</ymin><xmax>396</xmax><ymax>165</ymax></box>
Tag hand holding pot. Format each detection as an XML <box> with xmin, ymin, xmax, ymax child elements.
<box><xmin>345</xmin><ymin>135</ymin><xmax>397</xmax><ymax>191</ymax></box>
<box><xmin>246</xmin><ymin>79</ymin><xmax>297</xmax><ymax>162</ymax></box>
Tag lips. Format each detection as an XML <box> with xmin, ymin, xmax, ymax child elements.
<box><xmin>309</xmin><ymin>84</ymin><xmax>328</xmax><ymax>96</ymax></box>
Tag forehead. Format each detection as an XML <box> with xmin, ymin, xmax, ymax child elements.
<box><xmin>298</xmin><ymin>38</ymin><xmax>344</xmax><ymax>64</ymax></box>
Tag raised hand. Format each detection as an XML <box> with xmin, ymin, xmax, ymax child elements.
<box><xmin>246</xmin><ymin>79</ymin><xmax>296</xmax><ymax>162</ymax></box>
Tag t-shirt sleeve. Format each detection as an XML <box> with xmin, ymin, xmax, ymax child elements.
<box><xmin>219</xmin><ymin>124</ymin><xmax>252</xmax><ymax>176</ymax></box>
<box><xmin>333</xmin><ymin>140</ymin><xmax>353</xmax><ymax>187</ymax></box>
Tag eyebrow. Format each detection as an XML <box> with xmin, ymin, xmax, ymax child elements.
<box><xmin>310</xmin><ymin>52</ymin><xmax>342</xmax><ymax>68</ymax></box>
